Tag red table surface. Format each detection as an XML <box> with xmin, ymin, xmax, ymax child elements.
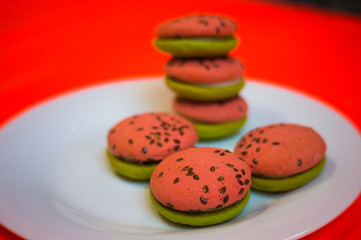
<box><xmin>1</xmin><ymin>0</ymin><xmax>360</xmax><ymax>239</ymax></box>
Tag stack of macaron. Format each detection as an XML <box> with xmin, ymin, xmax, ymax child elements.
<box><xmin>154</xmin><ymin>15</ymin><xmax>248</xmax><ymax>140</ymax></box>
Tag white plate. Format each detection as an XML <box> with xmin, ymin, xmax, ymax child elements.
<box><xmin>0</xmin><ymin>77</ymin><xmax>360</xmax><ymax>240</ymax></box>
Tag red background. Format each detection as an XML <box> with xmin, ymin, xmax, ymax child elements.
<box><xmin>1</xmin><ymin>0</ymin><xmax>360</xmax><ymax>239</ymax></box>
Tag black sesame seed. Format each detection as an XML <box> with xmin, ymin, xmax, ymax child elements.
<box><xmin>272</xmin><ymin>142</ymin><xmax>280</xmax><ymax>145</ymax></box>
<box><xmin>210</xmin><ymin>166</ymin><xmax>215</xmax><ymax>172</ymax></box>
<box><xmin>259</xmin><ymin>130</ymin><xmax>264</xmax><ymax>134</ymax></box>
<box><xmin>252</xmin><ymin>158</ymin><xmax>258</xmax><ymax>165</ymax></box>
<box><xmin>262</xmin><ymin>138</ymin><xmax>268</xmax><ymax>143</ymax></box>
<box><xmin>128</xmin><ymin>139</ymin><xmax>134</xmax><ymax>145</ymax></box>
<box><xmin>175</xmin><ymin>158</ymin><xmax>183</xmax><ymax>162</ymax></box>
<box><xmin>156</xmin><ymin>142</ymin><xmax>163</xmax><ymax>147</ymax></box>
<box><xmin>234</xmin><ymin>168</ymin><xmax>239</xmax><ymax>172</ymax></box>
<box><xmin>214</xmin><ymin>150</ymin><xmax>221</xmax><ymax>153</ymax></box>
<box><xmin>145</xmin><ymin>135</ymin><xmax>151</xmax><ymax>139</ymax></box>
<box><xmin>112</xmin><ymin>144</ymin><xmax>116</xmax><ymax>150</ymax></box>
<box><xmin>193</xmin><ymin>175</ymin><xmax>199</xmax><ymax>180</ymax></box>
<box><xmin>158</xmin><ymin>172</ymin><xmax>163</xmax><ymax>178</ymax></box>
<box><xmin>238</xmin><ymin>143</ymin><xmax>245</xmax><ymax>148</ymax></box>
<box><xmin>200</xmin><ymin>196</ymin><xmax>207</xmax><ymax>205</ymax></box>
<box><xmin>226</xmin><ymin>163</ymin><xmax>234</xmax><ymax>168</ymax></box>
<box><xmin>137</xmin><ymin>128</ymin><xmax>144</xmax><ymax>131</ymax></box>
<box><xmin>173</xmin><ymin>177</ymin><xmax>179</xmax><ymax>184</ymax></box>
<box><xmin>220</xmin><ymin>152</ymin><xmax>225</xmax><ymax>156</ymax></box>
<box><xmin>142</xmin><ymin>147</ymin><xmax>147</xmax><ymax>154</ymax></box>
<box><xmin>218</xmin><ymin>176</ymin><xmax>224</xmax><ymax>181</ymax></box>
<box><xmin>152</xmin><ymin>126</ymin><xmax>159</xmax><ymax>129</ymax></box>
<box><xmin>216</xmin><ymin>204</ymin><xmax>223</xmax><ymax>209</ymax></box>
<box><xmin>198</xmin><ymin>20</ymin><xmax>208</xmax><ymax>26</ymax></box>
<box><xmin>129</xmin><ymin>121</ymin><xmax>134</xmax><ymax>125</ymax></box>
<box><xmin>164</xmin><ymin>137</ymin><xmax>169</xmax><ymax>142</ymax></box>
<box><xmin>181</xmin><ymin>166</ymin><xmax>189</xmax><ymax>171</ymax></box>
<box><xmin>223</xmin><ymin>194</ymin><xmax>229</xmax><ymax>204</ymax></box>
<box><xmin>237</xmin><ymin>179</ymin><xmax>244</xmax><ymax>185</ymax></box>
<box><xmin>150</xmin><ymin>139</ymin><xmax>155</xmax><ymax>145</ymax></box>
<box><xmin>241</xmin><ymin>169</ymin><xmax>246</xmax><ymax>175</ymax></box>
<box><xmin>174</xmin><ymin>145</ymin><xmax>180</xmax><ymax>151</ymax></box>
<box><xmin>239</xmin><ymin>188</ymin><xmax>244</xmax><ymax>195</ymax></box>
<box><xmin>164</xmin><ymin>132</ymin><xmax>171</xmax><ymax>136</ymax></box>
<box><xmin>166</xmin><ymin>203</ymin><xmax>174</xmax><ymax>208</ymax></box>
<box><xmin>245</xmin><ymin>179</ymin><xmax>250</xmax><ymax>185</ymax></box>
<box><xmin>203</xmin><ymin>185</ymin><xmax>209</xmax><ymax>193</ymax></box>
<box><xmin>256</xmin><ymin>147</ymin><xmax>261</xmax><ymax>152</ymax></box>
<box><xmin>219</xmin><ymin>186</ymin><xmax>226</xmax><ymax>194</ymax></box>
<box><xmin>297</xmin><ymin>159</ymin><xmax>302</xmax><ymax>166</ymax></box>
<box><xmin>173</xmin><ymin>139</ymin><xmax>180</xmax><ymax>144</ymax></box>
<box><xmin>186</xmin><ymin>172</ymin><xmax>194</xmax><ymax>176</ymax></box>
<box><xmin>188</xmin><ymin>167</ymin><xmax>193</xmax><ymax>172</ymax></box>
<box><xmin>235</xmin><ymin>174</ymin><xmax>242</xmax><ymax>178</ymax></box>
<box><xmin>220</xmin><ymin>21</ymin><xmax>226</xmax><ymax>28</ymax></box>
<box><xmin>241</xmin><ymin>151</ymin><xmax>248</xmax><ymax>155</ymax></box>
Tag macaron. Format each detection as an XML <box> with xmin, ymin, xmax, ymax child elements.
<box><xmin>165</xmin><ymin>57</ymin><xmax>245</xmax><ymax>101</ymax></box>
<box><xmin>107</xmin><ymin>112</ymin><xmax>198</xmax><ymax>180</ymax></box>
<box><xmin>154</xmin><ymin>15</ymin><xmax>238</xmax><ymax>57</ymax></box>
<box><xmin>173</xmin><ymin>96</ymin><xmax>248</xmax><ymax>140</ymax></box>
<box><xmin>234</xmin><ymin>123</ymin><xmax>326</xmax><ymax>192</ymax></box>
<box><xmin>150</xmin><ymin>147</ymin><xmax>252</xmax><ymax>226</ymax></box>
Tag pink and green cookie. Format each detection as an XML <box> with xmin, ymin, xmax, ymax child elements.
<box><xmin>173</xmin><ymin>96</ymin><xmax>248</xmax><ymax>140</ymax></box>
<box><xmin>165</xmin><ymin>56</ymin><xmax>245</xmax><ymax>102</ymax></box>
<box><xmin>234</xmin><ymin>123</ymin><xmax>327</xmax><ymax>192</ymax></box>
<box><xmin>150</xmin><ymin>147</ymin><xmax>252</xmax><ymax>226</ymax></box>
<box><xmin>154</xmin><ymin>15</ymin><xmax>238</xmax><ymax>57</ymax></box>
<box><xmin>107</xmin><ymin>112</ymin><xmax>198</xmax><ymax>180</ymax></box>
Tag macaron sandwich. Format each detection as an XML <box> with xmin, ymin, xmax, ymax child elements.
<box><xmin>107</xmin><ymin>112</ymin><xmax>198</xmax><ymax>180</ymax></box>
<box><xmin>234</xmin><ymin>123</ymin><xmax>326</xmax><ymax>192</ymax></box>
<box><xmin>150</xmin><ymin>147</ymin><xmax>252</xmax><ymax>226</ymax></box>
<box><xmin>154</xmin><ymin>14</ymin><xmax>248</xmax><ymax>140</ymax></box>
<box><xmin>154</xmin><ymin>15</ymin><xmax>238</xmax><ymax>57</ymax></box>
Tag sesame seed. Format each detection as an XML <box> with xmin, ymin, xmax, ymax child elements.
<box><xmin>223</xmin><ymin>195</ymin><xmax>229</xmax><ymax>204</ymax></box>
<box><xmin>200</xmin><ymin>196</ymin><xmax>207</xmax><ymax>205</ymax></box>
<box><xmin>297</xmin><ymin>159</ymin><xmax>302</xmax><ymax>166</ymax></box>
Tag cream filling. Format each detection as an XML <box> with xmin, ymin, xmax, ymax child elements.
<box><xmin>192</xmin><ymin>78</ymin><xmax>243</xmax><ymax>87</ymax></box>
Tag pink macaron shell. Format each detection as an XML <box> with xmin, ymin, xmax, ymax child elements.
<box><xmin>107</xmin><ymin>112</ymin><xmax>198</xmax><ymax>163</ymax></box>
<box><xmin>234</xmin><ymin>123</ymin><xmax>326</xmax><ymax>176</ymax></box>
<box><xmin>173</xmin><ymin>96</ymin><xmax>248</xmax><ymax>123</ymax></box>
<box><xmin>156</xmin><ymin>15</ymin><xmax>238</xmax><ymax>38</ymax></box>
<box><xmin>150</xmin><ymin>147</ymin><xmax>251</xmax><ymax>212</ymax></box>
<box><xmin>166</xmin><ymin>57</ymin><xmax>244</xmax><ymax>84</ymax></box>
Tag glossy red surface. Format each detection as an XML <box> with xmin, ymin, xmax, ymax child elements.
<box><xmin>1</xmin><ymin>0</ymin><xmax>360</xmax><ymax>239</ymax></box>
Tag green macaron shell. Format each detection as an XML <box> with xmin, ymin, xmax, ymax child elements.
<box><xmin>194</xmin><ymin>117</ymin><xmax>247</xmax><ymax>140</ymax></box>
<box><xmin>154</xmin><ymin>37</ymin><xmax>237</xmax><ymax>57</ymax></box>
<box><xmin>150</xmin><ymin>189</ymin><xmax>250</xmax><ymax>226</ymax></box>
<box><xmin>251</xmin><ymin>157</ymin><xmax>326</xmax><ymax>192</ymax></box>
<box><xmin>165</xmin><ymin>76</ymin><xmax>245</xmax><ymax>102</ymax></box>
<box><xmin>107</xmin><ymin>149</ymin><xmax>158</xmax><ymax>181</ymax></box>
